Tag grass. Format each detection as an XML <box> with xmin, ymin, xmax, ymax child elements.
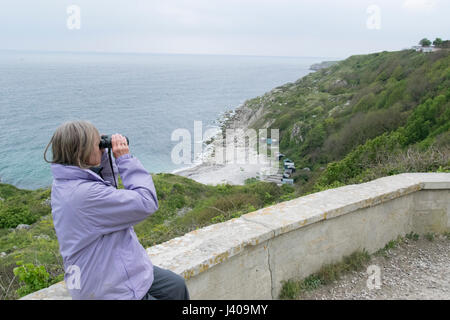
<box><xmin>279</xmin><ymin>250</ymin><xmax>370</xmax><ymax>299</ymax></box>
<box><xmin>406</xmin><ymin>231</ymin><xmax>420</xmax><ymax>241</ymax></box>
<box><xmin>374</xmin><ymin>235</ymin><xmax>405</xmax><ymax>258</ymax></box>
<box><xmin>424</xmin><ymin>232</ymin><xmax>435</xmax><ymax>242</ymax></box>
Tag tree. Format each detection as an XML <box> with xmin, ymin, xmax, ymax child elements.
<box><xmin>440</xmin><ymin>40</ymin><xmax>450</xmax><ymax>48</ymax></box>
<box><xmin>419</xmin><ymin>38</ymin><xmax>431</xmax><ymax>47</ymax></box>
<box><xmin>433</xmin><ymin>38</ymin><xmax>443</xmax><ymax>47</ymax></box>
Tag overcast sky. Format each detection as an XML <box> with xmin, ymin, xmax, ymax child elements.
<box><xmin>1</xmin><ymin>0</ymin><xmax>449</xmax><ymax>58</ymax></box>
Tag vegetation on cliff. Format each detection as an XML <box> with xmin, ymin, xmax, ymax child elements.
<box><xmin>238</xmin><ymin>49</ymin><xmax>449</xmax><ymax>193</ymax></box>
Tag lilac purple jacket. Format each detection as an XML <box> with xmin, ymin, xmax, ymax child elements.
<box><xmin>50</xmin><ymin>150</ymin><xmax>159</xmax><ymax>299</ymax></box>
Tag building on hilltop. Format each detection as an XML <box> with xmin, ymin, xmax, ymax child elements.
<box><xmin>412</xmin><ymin>45</ymin><xmax>440</xmax><ymax>53</ymax></box>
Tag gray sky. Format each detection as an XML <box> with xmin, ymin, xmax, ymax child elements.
<box><xmin>1</xmin><ymin>0</ymin><xmax>449</xmax><ymax>58</ymax></box>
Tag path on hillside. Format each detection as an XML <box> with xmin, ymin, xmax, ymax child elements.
<box><xmin>297</xmin><ymin>236</ymin><xmax>450</xmax><ymax>300</ymax></box>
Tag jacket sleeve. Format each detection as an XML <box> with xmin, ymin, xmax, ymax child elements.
<box><xmin>81</xmin><ymin>153</ymin><xmax>159</xmax><ymax>234</ymax></box>
<box><xmin>100</xmin><ymin>148</ymin><xmax>119</xmax><ymax>186</ymax></box>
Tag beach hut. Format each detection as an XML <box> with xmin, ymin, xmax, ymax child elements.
<box><xmin>283</xmin><ymin>170</ymin><xmax>292</xmax><ymax>178</ymax></box>
<box><xmin>284</xmin><ymin>161</ymin><xmax>295</xmax><ymax>170</ymax></box>
<box><xmin>285</xmin><ymin>166</ymin><xmax>296</xmax><ymax>173</ymax></box>
<box><xmin>275</xmin><ymin>152</ymin><xmax>285</xmax><ymax>160</ymax></box>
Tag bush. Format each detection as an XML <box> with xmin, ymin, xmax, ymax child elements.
<box><xmin>166</xmin><ymin>194</ymin><xmax>186</xmax><ymax>210</ymax></box>
<box><xmin>316</xmin><ymin>131</ymin><xmax>403</xmax><ymax>188</ymax></box>
<box><xmin>0</xmin><ymin>205</ymin><xmax>37</xmax><ymax>229</ymax></box>
<box><xmin>0</xmin><ymin>184</ymin><xmax>31</xmax><ymax>200</ymax></box>
<box><xmin>323</xmin><ymin>108</ymin><xmax>404</xmax><ymax>160</ymax></box>
<box><xmin>244</xmin><ymin>177</ymin><xmax>259</xmax><ymax>185</ymax></box>
<box><xmin>300</xmin><ymin>123</ymin><xmax>326</xmax><ymax>154</ymax></box>
<box><xmin>13</xmin><ymin>261</ymin><xmax>51</xmax><ymax>298</ymax></box>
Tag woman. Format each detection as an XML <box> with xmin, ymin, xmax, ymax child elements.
<box><xmin>44</xmin><ymin>120</ymin><xmax>189</xmax><ymax>300</ymax></box>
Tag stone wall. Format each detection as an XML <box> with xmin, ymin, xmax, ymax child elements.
<box><xmin>21</xmin><ymin>173</ymin><xmax>450</xmax><ymax>300</ymax></box>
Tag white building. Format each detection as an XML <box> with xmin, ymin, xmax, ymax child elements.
<box><xmin>412</xmin><ymin>45</ymin><xmax>440</xmax><ymax>53</ymax></box>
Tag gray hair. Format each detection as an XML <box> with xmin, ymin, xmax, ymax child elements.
<box><xmin>44</xmin><ymin>120</ymin><xmax>100</xmax><ymax>169</ymax></box>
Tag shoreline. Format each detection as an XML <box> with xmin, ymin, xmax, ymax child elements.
<box><xmin>171</xmin><ymin>143</ymin><xmax>279</xmax><ymax>186</ymax></box>
<box><xmin>171</xmin><ymin>101</ymin><xmax>281</xmax><ymax>186</ymax></box>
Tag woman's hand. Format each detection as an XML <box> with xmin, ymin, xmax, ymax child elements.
<box><xmin>111</xmin><ymin>133</ymin><xmax>129</xmax><ymax>159</ymax></box>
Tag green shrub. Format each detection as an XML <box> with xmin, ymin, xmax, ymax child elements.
<box><xmin>244</xmin><ymin>177</ymin><xmax>259</xmax><ymax>185</ymax></box>
<box><xmin>13</xmin><ymin>261</ymin><xmax>51</xmax><ymax>298</ymax></box>
<box><xmin>323</xmin><ymin>108</ymin><xmax>405</xmax><ymax>160</ymax></box>
<box><xmin>210</xmin><ymin>214</ymin><xmax>226</xmax><ymax>224</ymax></box>
<box><xmin>406</xmin><ymin>232</ymin><xmax>419</xmax><ymax>241</ymax></box>
<box><xmin>279</xmin><ymin>279</ymin><xmax>298</xmax><ymax>299</ymax></box>
<box><xmin>0</xmin><ymin>205</ymin><xmax>37</xmax><ymax>229</ymax></box>
<box><xmin>167</xmin><ymin>194</ymin><xmax>186</xmax><ymax>210</ymax></box>
<box><xmin>425</xmin><ymin>233</ymin><xmax>435</xmax><ymax>242</ymax></box>
<box><xmin>0</xmin><ymin>184</ymin><xmax>30</xmax><ymax>199</ymax></box>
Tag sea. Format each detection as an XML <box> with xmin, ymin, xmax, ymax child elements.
<box><xmin>0</xmin><ymin>50</ymin><xmax>333</xmax><ymax>190</ymax></box>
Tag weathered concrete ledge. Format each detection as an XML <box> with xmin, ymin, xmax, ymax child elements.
<box><xmin>21</xmin><ymin>173</ymin><xmax>450</xmax><ymax>300</ymax></box>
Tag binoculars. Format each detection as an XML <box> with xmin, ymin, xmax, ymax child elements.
<box><xmin>99</xmin><ymin>134</ymin><xmax>129</xmax><ymax>149</ymax></box>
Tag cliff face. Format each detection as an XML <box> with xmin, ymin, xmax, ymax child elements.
<box><xmin>222</xmin><ymin>92</ymin><xmax>274</xmax><ymax>131</ymax></box>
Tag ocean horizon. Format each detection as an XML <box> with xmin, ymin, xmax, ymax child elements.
<box><xmin>0</xmin><ymin>50</ymin><xmax>336</xmax><ymax>190</ymax></box>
